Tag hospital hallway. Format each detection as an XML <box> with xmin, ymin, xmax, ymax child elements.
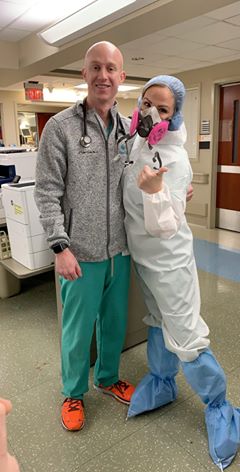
<box><xmin>0</xmin><ymin>225</ymin><xmax>240</xmax><ymax>472</ymax></box>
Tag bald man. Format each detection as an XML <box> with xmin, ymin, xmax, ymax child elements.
<box><xmin>35</xmin><ymin>41</ymin><xmax>135</xmax><ymax>431</ymax></box>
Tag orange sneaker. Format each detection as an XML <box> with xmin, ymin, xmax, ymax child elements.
<box><xmin>94</xmin><ymin>380</ymin><xmax>135</xmax><ymax>405</ymax></box>
<box><xmin>61</xmin><ymin>398</ymin><xmax>85</xmax><ymax>431</ymax></box>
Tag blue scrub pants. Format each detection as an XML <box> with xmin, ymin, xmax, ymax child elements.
<box><xmin>60</xmin><ymin>253</ymin><xmax>130</xmax><ymax>399</ymax></box>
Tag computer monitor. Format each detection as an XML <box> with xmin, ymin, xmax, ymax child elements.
<box><xmin>21</xmin><ymin>128</ymin><xmax>31</xmax><ymax>137</ymax></box>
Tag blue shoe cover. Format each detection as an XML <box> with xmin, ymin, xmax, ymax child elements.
<box><xmin>182</xmin><ymin>349</ymin><xmax>240</xmax><ymax>469</ymax></box>
<box><xmin>206</xmin><ymin>401</ymin><xmax>240</xmax><ymax>470</ymax></box>
<box><xmin>127</xmin><ymin>327</ymin><xmax>179</xmax><ymax>418</ymax></box>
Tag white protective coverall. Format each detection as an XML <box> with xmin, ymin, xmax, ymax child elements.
<box><xmin>123</xmin><ymin>123</ymin><xmax>210</xmax><ymax>362</ymax></box>
<box><xmin>123</xmin><ymin>75</ymin><xmax>240</xmax><ymax>470</ymax></box>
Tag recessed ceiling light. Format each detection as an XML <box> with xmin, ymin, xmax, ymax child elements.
<box><xmin>75</xmin><ymin>83</ymin><xmax>141</xmax><ymax>92</ymax></box>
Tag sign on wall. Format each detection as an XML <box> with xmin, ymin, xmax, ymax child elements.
<box><xmin>24</xmin><ymin>82</ymin><xmax>43</xmax><ymax>101</ymax></box>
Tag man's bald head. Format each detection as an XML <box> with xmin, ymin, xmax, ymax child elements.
<box><xmin>82</xmin><ymin>41</ymin><xmax>126</xmax><ymax>110</ymax></box>
<box><xmin>84</xmin><ymin>41</ymin><xmax>124</xmax><ymax>69</ymax></box>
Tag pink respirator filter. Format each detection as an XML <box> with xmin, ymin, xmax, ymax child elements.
<box><xmin>129</xmin><ymin>108</ymin><xmax>169</xmax><ymax>145</ymax></box>
<box><xmin>148</xmin><ymin>120</ymin><xmax>169</xmax><ymax>145</ymax></box>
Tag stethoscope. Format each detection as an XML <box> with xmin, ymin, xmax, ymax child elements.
<box><xmin>80</xmin><ymin>99</ymin><xmax>127</xmax><ymax>148</ymax></box>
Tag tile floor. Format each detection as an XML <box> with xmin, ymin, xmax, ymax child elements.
<box><xmin>0</xmin><ymin>226</ymin><xmax>240</xmax><ymax>472</ymax></box>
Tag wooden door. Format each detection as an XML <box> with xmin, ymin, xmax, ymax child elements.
<box><xmin>216</xmin><ymin>84</ymin><xmax>240</xmax><ymax>232</ymax></box>
<box><xmin>36</xmin><ymin>112</ymin><xmax>56</xmax><ymax>140</ymax></box>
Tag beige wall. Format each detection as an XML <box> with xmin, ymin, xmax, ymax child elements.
<box><xmin>1</xmin><ymin>58</ymin><xmax>240</xmax><ymax>228</ymax></box>
<box><xmin>0</xmin><ymin>90</ymin><xmax>69</xmax><ymax>146</ymax></box>
<box><xmin>0</xmin><ymin>90</ymin><xmax>21</xmax><ymax>146</ymax></box>
<box><xmin>0</xmin><ymin>91</ymin><xmax>136</xmax><ymax>147</ymax></box>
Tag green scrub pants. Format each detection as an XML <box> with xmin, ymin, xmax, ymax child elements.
<box><xmin>60</xmin><ymin>253</ymin><xmax>131</xmax><ymax>399</ymax></box>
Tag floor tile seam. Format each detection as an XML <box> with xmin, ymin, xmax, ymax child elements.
<box><xmin>74</xmin><ymin>407</ymin><xmax>200</xmax><ymax>469</ymax></box>
<box><xmin>194</xmin><ymin>237</ymin><xmax>240</xmax><ymax>254</ymax></box>
<box><xmin>160</xmin><ymin>433</ymin><xmax>215</xmax><ymax>472</ymax></box>
<box><xmin>227</xmin><ymin>365</ymin><xmax>240</xmax><ymax>375</ymax></box>
<box><xmin>197</xmin><ymin>267</ymin><xmax>240</xmax><ymax>283</ymax></box>
<box><xmin>139</xmin><ymin>391</ymin><xmax>200</xmax><ymax>430</ymax></box>
<box><xmin>69</xmin><ymin>422</ymin><xmax>193</xmax><ymax>472</ymax></box>
<box><xmin>144</xmin><ymin>409</ymin><xmax>214</xmax><ymax>471</ymax></box>
<box><xmin>6</xmin><ymin>374</ymin><xmax>61</xmax><ymax>400</ymax></box>
<box><xmin>68</xmin><ymin>425</ymin><xmax>156</xmax><ymax>471</ymax></box>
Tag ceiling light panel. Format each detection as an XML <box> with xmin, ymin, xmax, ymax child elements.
<box><xmin>39</xmin><ymin>0</ymin><xmax>171</xmax><ymax>47</ymax></box>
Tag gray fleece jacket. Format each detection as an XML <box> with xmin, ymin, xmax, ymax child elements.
<box><xmin>34</xmin><ymin>101</ymin><xmax>130</xmax><ymax>261</ymax></box>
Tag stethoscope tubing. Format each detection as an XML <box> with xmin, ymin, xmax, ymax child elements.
<box><xmin>80</xmin><ymin>99</ymin><xmax>127</xmax><ymax>148</ymax></box>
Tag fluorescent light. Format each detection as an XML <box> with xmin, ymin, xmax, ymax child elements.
<box><xmin>75</xmin><ymin>83</ymin><xmax>141</xmax><ymax>92</ymax></box>
<box><xmin>38</xmin><ymin>0</ymin><xmax>171</xmax><ymax>47</ymax></box>
<box><xmin>39</xmin><ymin>0</ymin><xmax>137</xmax><ymax>46</ymax></box>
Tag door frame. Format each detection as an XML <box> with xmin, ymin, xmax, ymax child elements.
<box><xmin>210</xmin><ymin>78</ymin><xmax>240</xmax><ymax>229</ymax></box>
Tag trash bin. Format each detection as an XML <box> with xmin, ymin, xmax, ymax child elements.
<box><xmin>0</xmin><ymin>263</ymin><xmax>21</xmax><ymax>299</ymax></box>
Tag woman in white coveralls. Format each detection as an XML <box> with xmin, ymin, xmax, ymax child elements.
<box><xmin>123</xmin><ymin>75</ymin><xmax>240</xmax><ymax>470</ymax></box>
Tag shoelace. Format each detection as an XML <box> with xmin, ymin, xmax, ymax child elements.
<box><xmin>112</xmin><ymin>380</ymin><xmax>129</xmax><ymax>394</ymax></box>
<box><xmin>65</xmin><ymin>398</ymin><xmax>83</xmax><ymax>412</ymax></box>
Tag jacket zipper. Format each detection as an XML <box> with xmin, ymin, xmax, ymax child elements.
<box><xmin>67</xmin><ymin>208</ymin><xmax>73</xmax><ymax>236</ymax></box>
<box><xmin>105</xmin><ymin>139</ymin><xmax>110</xmax><ymax>259</ymax></box>
<box><xmin>95</xmin><ymin>115</ymin><xmax>111</xmax><ymax>258</ymax></box>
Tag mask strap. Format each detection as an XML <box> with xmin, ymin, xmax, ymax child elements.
<box><xmin>129</xmin><ymin>108</ymin><xmax>140</xmax><ymax>135</ymax></box>
<box><xmin>117</xmin><ymin>132</ymin><xmax>136</xmax><ymax>145</ymax></box>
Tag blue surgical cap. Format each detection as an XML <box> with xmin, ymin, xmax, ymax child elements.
<box><xmin>140</xmin><ymin>75</ymin><xmax>186</xmax><ymax>131</ymax></box>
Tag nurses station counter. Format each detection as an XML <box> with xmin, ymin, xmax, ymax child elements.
<box><xmin>0</xmin><ymin>149</ymin><xmax>37</xmax><ymax>181</ymax></box>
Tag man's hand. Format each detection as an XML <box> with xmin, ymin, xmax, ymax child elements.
<box><xmin>137</xmin><ymin>165</ymin><xmax>168</xmax><ymax>194</ymax></box>
<box><xmin>0</xmin><ymin>399</ymin><xmax>20</xmax><ymax>472</ymax></box>
<box><xmin>55</xmin><ymin>248</ymin><xmax>82</xmax><ymax>280</ymax></box>
<box><xmin>186</xmin><ymin>183</ymin><xmax>194</xmax><ymax>202</ymax></box>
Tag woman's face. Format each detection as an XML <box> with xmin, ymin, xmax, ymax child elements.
<box><xmin>141</xmin><ymin>85</ymin><xmax>175</xmax><ymax>121</ymax></box>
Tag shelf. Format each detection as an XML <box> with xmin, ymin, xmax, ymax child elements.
<box><xmin>0</xmin><ymin>257</ymin><xmax>54</xmax><ymax>279</ymax></box>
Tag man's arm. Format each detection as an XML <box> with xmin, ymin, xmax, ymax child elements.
<box><xmin>34</xmin><ymin>117</ymin><xmax>70</xmax><ymax>247</ymax></box>
<box><xmin>34</xmin><ymin>118</ymin><xmax>81</xmax><ymax>280</ymax></box>
<box><xmin>186</xmin><ymin>183</ymin><xmax>193</xmax><ymax>202</ymax></box>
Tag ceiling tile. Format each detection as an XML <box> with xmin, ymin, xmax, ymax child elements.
<box><xmin>0</xmin><ymin>1</ymin><xmax>29</xmax><ymax>27</ymax></box>
<box><xmin>159</xmin><ymin>15</ymin><xmax>217</xmax><ymax>36</ymax></box>
<box><xmin>179</xmin><ymin>21</ymin><xmax>240</xmax><ymax>45</ymax></box>
<box><xmin>210</xmin><ymin>52</ymin><xmax>240</xmax><ymax>63</ymax></box>
<box><xmin>153</xmin><ymin>55</ymin><xmax>198</xmax><ymax>68</ymax></box>
<box><xmin>218</xmin><ymin>37</ymin><xmax>240</xmax><ymax>49</ymax></box>
<box><xmin>13</xmin><ymin>9</ymin><xmax>58</xmax><ymax>31</ymax></box>
<box><xmin>149</xmin><ymin>37</ymin><xmax>203</xmax><ymax>56</ymax></box>
<box><xmin>121</xmin><ymin>32</ymin><xmax>167</xmax><ymax>51</ymax></box>
<box><xmin>62</xmin><ymin>60</ymin><xmax>84</xmax><ymax>70</ymax></box>
<box><xmin>12</xmin><ymin>0</ymin><xmax>110</xmax><ymax>32</ymax></box>
<box><xmin>204</xmin><ymin>1</ymin><xmax>240</xmax><ymax>20</ymax></box>
<box><xmin>225</xmin><ymin>14</ymin><xmax>240</xmax><ymax>25</ymax></box>
<box><xmin>181</xmin><ymin>45</ymin><xmax>238</xmax><ymax>60</ymax></box>
<box><xmin>0</xmin><ymin>27</ymin><xmax>30</xmax><ymax>41</ymax></box>
<box><xmin>0</xmin><ymin>0</ymin><xmax>34</xmax><ymax>4</ymax></box>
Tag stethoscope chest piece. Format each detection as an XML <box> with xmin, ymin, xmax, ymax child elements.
<box><xmin>80</xmin><ymin>135</ymin><xmax>92</xmax><ymax>148</ymax></box>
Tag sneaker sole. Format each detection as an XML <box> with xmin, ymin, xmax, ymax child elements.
<box><xmin>93</xmin><ymin>385</ymin><xmax>130</xmax><ymax>405</ymax></box>
<box><xmin>61</xmin><ymin>418</ymin><xmax>85</xmax><ymax>432</ymax></box>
